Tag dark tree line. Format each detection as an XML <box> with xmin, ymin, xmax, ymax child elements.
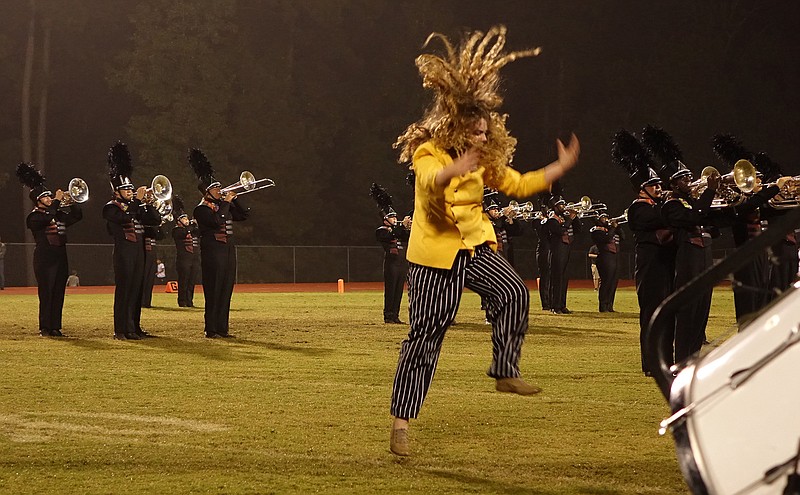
<box><xmin>0</xmin><ymin>0</ymin><xmax>797</xmax><ymax>257</ymax></box>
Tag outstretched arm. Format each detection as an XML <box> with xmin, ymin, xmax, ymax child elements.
<box><xmin>543</xmin><ymin>133</ymin><xmax>580</xmax><ymax>184</ymax></box>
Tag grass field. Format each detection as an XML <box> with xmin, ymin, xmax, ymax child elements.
<box><xmin>0</xmin><ymin>287</ymin><xmax>738</xmax><ymax>494</ymax></box>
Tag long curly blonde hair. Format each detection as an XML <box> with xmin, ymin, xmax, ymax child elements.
<box><xmin>394</xmin><ymin>25</ymin><xmax>541</xmax><ymax>188</ymax></box>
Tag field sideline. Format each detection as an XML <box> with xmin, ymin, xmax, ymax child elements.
<box><xmin>0</xmin><ymin>286</ymin><xmax>737</xmax><ymax>494</ymax></box>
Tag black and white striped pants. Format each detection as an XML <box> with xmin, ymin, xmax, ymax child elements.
<box><xmin>391</xmin><ymin>245</ymin><xmax>530</xmax><ymax>419</ymax></box>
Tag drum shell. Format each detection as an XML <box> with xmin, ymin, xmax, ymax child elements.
<box><xmin>669</xmin><ymin>282</ymin><xmax>800</xmax><ymax>495</ymax></box>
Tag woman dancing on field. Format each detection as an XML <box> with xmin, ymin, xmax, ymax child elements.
<box><xmin>389</xmin><ymin>25</ymin><xmax>580</xmax><ymax>456</ymax></box>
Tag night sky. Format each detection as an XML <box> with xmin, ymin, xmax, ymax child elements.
<box><xmin>1</xmin><ymin>0</ymin><xmax>798</xmax><ymax>251</ymax></box>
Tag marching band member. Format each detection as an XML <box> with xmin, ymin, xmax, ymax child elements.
<box><xmin>753</xmin><ymin>152</ymin><xmax>800</xmax><ymax>300</ymax></box>
<box><xmin>103</xmin><ymin>142</ymin><xmax>161</xmax><ymax>340</ymax></box>
<box><xmin>533</xmin><ymin>195</ymin><xmax>552</xmax><ymax>311</ymax></box>
<box><xmin>546</xmin><ymin>193</ymin><xmax>582</xmax><ymax>314</ymax></box>
<box><xmin>486</xmin><ymin>199</ymin><xmax>523</xmax><ymax>266</ymax></box>
<box><xmin>389</xmin><ymin>26</ymin><xmax>579</xmax><ymax>456</ymax></box>
<box><xmin>16</xmin><ymin>163</ymin><xmax>83</xmax><ymax>337</ymax></box>
<box><xmin>711</xmin><ymin>135</ymin><xmax>781</xmax><ymax>324</ymax></box>
<box><xmin>590</xmin><ymin>212</ymin><xmax>623</xmax><ymax>312</ymax></box>
<box><xmin>171</xmin><ymin>195</ymin><xmax>200</xmax><ymax>308</ymax></box>
<box><xmin>189</xmin><ymin>149</ymin><xmax>250</xmax><ymax>338</ymax></box>
<box><xmin>612</xmin><ymin>130</ymin><xmax>675</xmax><ymax>375</ymax></box>
<box><xmin>641</xmin><ymin>126</ymin><xmax>719</xmax><ymax>363</ymax></box>
<box><xmin>371</xmin><ymin>183</ymin><xmax>411</xmax><ymax>325</ymax></box>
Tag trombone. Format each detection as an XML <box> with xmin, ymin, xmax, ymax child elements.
<box><xmin>220</xmin><ymin>171</ymin><xmax>275</xmax><ymax>195</ymax></box>
<box><xmin>60</xmin><ymin>177</ymin><xmax>89</xmax><ymax>206</ymax></box>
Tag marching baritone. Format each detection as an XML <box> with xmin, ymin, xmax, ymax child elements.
<box><xmin>189</xmin><ymin>149</ymin><xmax>250</xmax><ymax>338</ymax></box>
<box><xmin>611</xmin><ymin>130</ymin><xmax>676</xmax><ymax>375</ymax></box>
<box><xmin>103</xmin><ymin>142</ymin><xmax>161</xmax><ymax>340</ymax></box>
<box><xmin>16</xmin><ymin>163</ymin><xmax>83</xmax><ymax>337</ymax></box>
<box><xmin>171</xmin><ymin>195</ymin><xmax>200</xmax><ymax>308</ymax></box>
<box><xmin>590</xmin><ymin>212</ymin><xmax>624</xmax><ymax>312</ymax></box>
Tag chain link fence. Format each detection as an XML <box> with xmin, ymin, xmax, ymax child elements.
<box><xmin>0</xmin><ymin>242</ymin><xmax>739</xmax><ymax>287</ymax></box>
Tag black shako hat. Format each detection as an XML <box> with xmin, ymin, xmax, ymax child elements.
<box><xmin>369</xmin><ymin>182</ymin><xmax>397</xmax><ymax>218</ymax></box>
<box><xmin>640</xmin><ymin>125</ymin><xmax>692</xmax><ymax>185</ymax></box>
<box><xmin>611</xmin><ymin>129</ymin><xmax>661</xmax><ymax>190</ymax></box>
<box><xmin>171</xmin><ymin>194</ymin><xmax>189</xmax><ymax>220</ymax></box>
<box><xmin>188</xmin><ymin>149</ymin><xmax>221</xmax><ymax>193</ymax></box>
<box><xmin>16</xmin><ymin>162</ymin><xmax>52</xmax><ymax>202</ymax></box>
<box><xmin>108</xmin><ymin>141</ymin><xmax>135</xmax><ymax>191</ymax></box>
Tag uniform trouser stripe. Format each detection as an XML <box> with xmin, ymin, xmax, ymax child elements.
<box><xmin>391</xmin><ymin>245</ymin><xmax>530</xmax><ymax>419</ymax></box>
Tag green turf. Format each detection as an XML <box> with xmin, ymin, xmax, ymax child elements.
<box><xmin>0</xmin><ymin>287</ymin><xmax>737</xmax><ymax>494</ymax></box>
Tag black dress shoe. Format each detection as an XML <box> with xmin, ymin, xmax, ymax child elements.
<box><xmin>218</xmin><ymin>333</ymin><xmax>235</xmax><ymax>338</ymax></box>
<box><xmin>392</xmin><ymin>319</ymin><xmax>406</xmax><ymax>324</ymax></box>
<box><xmin>125</xmin><ymin>333</ymin><xmax>142</xmax><ymax>340</ymax></box>
<box><xmin>205</xmin><ymin>333</ymin><xmax>220</xmax><ymax>338</ymax></box>
<box><xmin>136</xmin><ymin>330</ymin><xmax>154</xmax><ymax>338</ymax></box>
<box><xmin>50</xmin><ymin>329</ymin><xmax>65</xmax><ymax>337</ymax></box>
<box><xmin>561</xmin><ymin>308</ymin><xmax>572</xmax><ymax>314</ymax></box>
<box><xmin>113</xmin><ymin>333</ymin><xmax>127</xmax><ymax>340</ymax></box>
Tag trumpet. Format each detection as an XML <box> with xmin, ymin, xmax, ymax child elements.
<box><xmin>609</xmin><ymin>211</ymin><xmax>628</xmax><ymax>225</ymax></box>
<box><xmin>506</xmin><ymin>201</ymin><xmax>544</xmax><ymax>221</ymax></box>
<box><xmin>220</xmin><ymin>171</ymin><xmax>275</xmax><ymax>196</ymax></box>
<box><xmin>60</xmin><ymin>177</ymin><xmax>89</xmax><ymax>206</ymax></box>
<box><xmin>565</xmin><ymin>196</ymin><xmax>607</xmax><ymax>218</ymax></box>
<box><xmin>565</xmin><ymin>195</ymin><xmax>592</xmax><ymax>212</ymax></box>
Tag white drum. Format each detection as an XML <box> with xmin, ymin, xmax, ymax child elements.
<box><xmin>663</xmin><ymin>281</ymin><xmax>800</xmax><ymax>494</ymax></box>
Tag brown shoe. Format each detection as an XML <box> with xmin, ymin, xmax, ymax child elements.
<box><xmin>495</xmin><ymin>377</ymin><xmax>542</xmax><ymax>396</ymax></box>
<box><xmin>390</xmin><ymin>428</ymin><xmax>410</xmax><ymax>456</ymax></box>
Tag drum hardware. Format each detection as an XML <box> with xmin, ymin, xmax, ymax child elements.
<box><xmin>60</xmin><ymin>177</ymin><xmax>89</xmax><ymax>206</ymax></box>
<box><xmin>220</xmin><ymin>171</ymin><xmax>275</xmax><ymax>195</ymax></box>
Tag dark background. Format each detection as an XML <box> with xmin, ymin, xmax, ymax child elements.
<box><xmin>1</xmin><ymin>0</ymin><xmax>798</xmax><ymax>273</ymax></box>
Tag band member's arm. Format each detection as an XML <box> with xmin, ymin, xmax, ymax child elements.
<box><xmin>172</xmin><ymin>226</ymin><xmax>185</xmax><ymax>244</ymax></box>
<box><xmin>137</xmin><ymin>200</ymin><xmax>163</xmax><ymax>226</ymax></box>
<box><xmin>102</xmin><ymin>202</ymin><xmax>131</xmax><ymax>225</ymax></box>
<box><xmin>376</xmin><ymin>226</ymin><xmax>394</xmax><ymax>243</ymax></box>
<box><xmin>661</xmin><ymin>198</ymin><xmax>709</xmax><ymax>228</ymax></box>
<box><xmin>734</xmin><ymin>184</ymin><xmax>780</xmax><ymax>217</ymax></box>
<box><xmin>505</xmin><ymin>218</ymin><xmax>523</xmax><ymax>237</ymax></box>
<box><xmin>57</xmin><ymin>202</ymin><xmax>83</xmax><ymax>226</ymax></box>
<box><xmin>545</xmin><ymin>217</ymin><xmax>561</xmax><ymax>238</ymax></box>
<box><xmin>590</xmin><ymin>228</ymin><xmax>610</xmax><ymax>246</ymax></box>
<box><xmin>27</xmin><ymin>202</ymin><xmax>61</xmax><ymax>231</ymax></box>
<box><xmin>628</xmin><ymin>202</ymin><xmax>667</xmax><ymax>231</ymax></box>
<box><xmin>229</xmin><ymin>198</ymin><xmax>250</xmax><ymax>221</ymax></box>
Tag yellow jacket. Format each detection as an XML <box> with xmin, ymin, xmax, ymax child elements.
<box><xmin>408</xmin><ymin>141</ymin><xmax>550</xmax><ymax>269</ymax></box>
